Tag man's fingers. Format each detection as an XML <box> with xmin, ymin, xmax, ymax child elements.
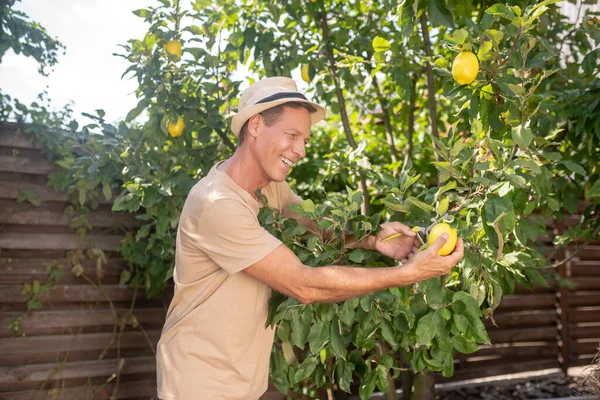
<box><xmin>387</xmin><ymin>222</ymin><xmax>416</xmax><ymax>236</ymax></box>
<box><xmin>448</xmin><ymin>238</ymin><xmax>465</xmax><ymax>262</ymax></box>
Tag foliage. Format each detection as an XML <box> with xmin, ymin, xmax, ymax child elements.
<box><xmin>1</xmin><ymin>0</ymin><xmax>599</xmax><ymax>398</ymax></box>
<box><xmin>0</xmin><ymin>0</ymin><xmax>64</xmax><ymax>75</ymax></box>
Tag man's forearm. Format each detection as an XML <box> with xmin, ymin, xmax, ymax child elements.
<box><xmin>297</xmin><ymin>262</ymin><xmax>419</xmax><ymax>304</ymax></box>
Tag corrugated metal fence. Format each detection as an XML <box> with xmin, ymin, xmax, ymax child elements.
<box><xmin>0</xmin><ymin>123</ymin><xmax>598</xmax><ymax>398</ymax></box>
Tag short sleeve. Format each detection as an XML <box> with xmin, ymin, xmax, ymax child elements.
<box><xmin>278</xmin><ymin>182</ymin><xmax>303</xmax><ymax>218</ymax></box>
<box><xmin>196</xmin><ymin>199</ymin><xmax>282</xmax><ymax>275</ymax></box>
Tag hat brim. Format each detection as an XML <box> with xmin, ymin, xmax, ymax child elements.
<box><xmin>231</xmin><ymin>98</ymin><xmax>326</xmax><ymax>137</ymax></box>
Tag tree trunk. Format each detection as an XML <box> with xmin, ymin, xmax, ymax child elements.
<box><xmin>385</xmin><ymin>373</ymin><xmax>397</xmax><ymax>400</ymax></box>
<box><xmin>411</xmin><ymin>370</ymin><xmax>436</xmax><ymax>400</ymax></box>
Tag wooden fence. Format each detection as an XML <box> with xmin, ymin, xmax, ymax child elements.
<box><xmin>0</xmin><ymin>122</ymin><xmax>598</xmax><ymax>399</ymax></box>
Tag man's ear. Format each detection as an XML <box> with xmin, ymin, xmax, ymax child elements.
<box><xmin>247</xmin><ymin>114</ymin><xmax>262</xmax><ymax>138</ymax></box>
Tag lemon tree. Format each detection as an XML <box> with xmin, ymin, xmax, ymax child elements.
<box><xmin>3</xmin><ymin>0</ymin><xmax>598</xmax><ymax>399</ymax></box>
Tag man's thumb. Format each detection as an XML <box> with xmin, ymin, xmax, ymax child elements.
<box><xmin>430</xmin><ymin>233</ymin><xmax>449</xmax><ymax>251</ymax></box>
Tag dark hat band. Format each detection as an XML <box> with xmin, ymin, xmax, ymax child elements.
<box><xmin>255</xmin><ymin>92</ymin><xmax>308</xmax><ymax>105</ymax></box>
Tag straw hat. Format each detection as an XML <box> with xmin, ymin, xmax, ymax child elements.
<box><xmin>231</xmin><ymin>77</ymin><xmax>326</xmax><ymax>137</ymax></box>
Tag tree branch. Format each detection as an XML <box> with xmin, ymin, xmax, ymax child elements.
<box><xmin>216</xmin><ymin>128</ymin><xmax>236</xmax><ymax>151</ymax></box>
<box><xmin>372</xmin><ymin>78</ymin><xmax>398</xmax><ymax>164</ymax></box>
<box><xmin>319</xmin><ymin>9</ymin><xmax>370</xmax><ymax>215</ymax></box>
<box><xmin>419</xmin><ymin>13</ymin><xmax>439</xmax><ymax>148</ymax></box>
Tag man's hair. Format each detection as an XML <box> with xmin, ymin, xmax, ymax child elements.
<box><xmin>238</xmin><ymin>101</ymin><xmax>317</xmax><ymax>145</ymax></box>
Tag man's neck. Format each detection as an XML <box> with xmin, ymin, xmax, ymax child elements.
<box><xmin>218</xmin><ymin>149</ymin><xmax>269</xmax><ymax>200</ymax></box>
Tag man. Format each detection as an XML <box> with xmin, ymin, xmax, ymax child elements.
<box><xmin>156</xmin><ymin>77</ymin><xmax>464</xmax><ymax>400</ymax></box>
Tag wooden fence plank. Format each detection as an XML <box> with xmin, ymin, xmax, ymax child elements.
<box><xmin>441</xmin><ymin>359</ymin><xmax>559</xmax><ymax>383</ymax></box>
<box><xmin>0</xmin><ymin>356</ymin><xmax>155</xmax><ymax>391</ymax></box>
<box><xmin>0</xmin><ymin>126</ymin><xmax>41</xmax><ymax>150</ymax></box>
<box><xmin>0</xmin><ymin>309</ymin><xmax>166</xmax><ymax>338</ymax></box>
<box><xmin>572</xmin><ymin>261</ymin><xmax>600</xmax><ymax>277</ymax></box>
<box><xmin>497</xmin><ymin>294</ymin><xmax>556</xmax><ymax>311</ymax></box>
<box><xmin>570</xmin><ymin>277</ymin><xmax>600</xmax><ymax>291</ymax></box>
<box><xmin>0</xmin><ymin>155</ymin><xmax>55</xmax><ymax>175</ymax></box>
<box><xmin>0</xmin><ymin>180</ymin><xmax>68</xmax><ymax>202</ymax></box>
<box><xmin>0</xmin><ymin>285</ymin><xmax>139</xmax><ymax>303</ymax></box>
<box><xmin>0</xmin><ymin>378</ymin><xmax>157</xmax><ymax>400</ymax></box>
<box><xmin>0</xmin><ymin>331</ymin><xmax>160</xmax><ymax>357</ymax></box>
<box><xmin>570</xmin><ymin>292</ymin><xmax>600</xmax><ymax>307</ymax></box>
<box><xmin>570</xmin><ymin>340</ymin><xmax>600</xmax><ymax>356</ymax></box>
<box><xmin>0</xmin><ymin>232</ymin><xmax>122</xmax><ymax>250</ymax></box>
<box><xmin>465</xmin><ymin>343</ymin><xmax>557</xmax><ymax>359</ymax></box>
<box><xmin>485</xmin><ymin>310</ymin><xmax>556</xmax><ymax>328</ymax></box>
<box><xmin>570</xmin><ymin>323</ymin><xmax>600</xmax><ymax>340</ymax></box>
<box><xmin>0</xmin><ymin>204</ymin><xmax>139</xmax><ymax>228</ymax></box>
<box><xmin>579</xmin><ymin>246</ymin><xmax>600</xmax><ymax>261</ymax></box>
<box><xmin>569</xmin><ymin>307</ymin><xmax>600</xmax><ymax>323</ymax></box>
<box><xmin>0</xmin><ymin>258</ymin><xmax>127</xmax><ymax>285</ymax></box>
<box><xmin>488</xmin><ymin>326</ymin><xmax>557</xmax><ymax>343</ymax></box>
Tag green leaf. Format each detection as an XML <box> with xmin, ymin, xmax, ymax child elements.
<box><xmin>582</xmin><ymin>49</ymin><xmax>599</xmax><ymax>76</ymax></box>
<box><xmin>438</xmin><ymin>181</ymin><xmax>457</xmax><ymax>196</ymax></box>
<box><xmin>484</xmin><ymin>194</ymin><xmax>516</xmax><ymax>234</ymax></box>
<box><xmin>349</xmin><ymin>249</ymin><xmax>367</xmax><ymax>264</ymax></box>
<box><xmin>511</xmin><ymin>125</ymin><xmax>533</xmax><ymax>149</ymax></box>
<box><xmin>437</xmin><ymin>198</ymin><xmax>449</xmax><ymax>217</ymax></box>
<box><xmin>561</xmin><ymin>160</ymin><xmax>586</xmax><ymax>177</ymax></box>
<box><xmin>420</xmin><ymin>278</ymin><xmax>446</xmax><ymax>307</ymax></box>
<box><xmin>380</xmin><ymin>319</ymin><xmax>398</xmax><ymax>349</ymax></box>
<box><xmin>452</xmin><ymin>335</ymin><xmax>480</xmax><ymax>354</ymax></box>
<box><xmin>301</xmin><ymin>199</ymin><xmax>316</xmax><ymax>213</ymax></box>
<box><xmin>525</xmin><ymin>268</ymin><xmax>548</xmax><ymax>287</ymax></box>
<box><xmin>416</xmin><ymin>312</ymin><xmax>439</xmax><ymax>346</ymax></box>
<box><xmin>452</xmin><ymin>28</ymin><xmax>468</xmax><ymax>45</ymax></box>
<box><xmin>372</xmin><ymin>36</ymin><xmax>391</xmax><ymax>52</ymax></box>
<box><xmin>508</xmin><ymin>84</ymin><xmax>526</xmax><ymax>96</ymax></box>
<box><xmin>132</xmin><ymin>9</ymin><xmax>151</xmax><ymax>18</ymax></box>
<box><xmin>486</xmin><ymin>4</ymin><xmax>517</xmax><ymax>20</ymax></box>
<box><xmin>308</xmin><ymin>321</ymin><xmax>329</xmax><ymax>355</ymax></box>
<box><xmin>336</xmin><ymin>360</ymin><xmax>354</xmax><ymax>393</ymax></box>
<box><xmin>587</xmin><ymin>181</ymin><xmax>600</xmax><ymax>198</ymax></box>
<box><xmin>406</xmin><ymin>196</ymin><xmax>433</xmax><ymax>213</ymax></box>
<box><xmin>358</xmin><ymin>370</ymin><xmax>378</xmax><ymax>400</ymax></box>
<box><xmin>485</xmin><ymin>29</ymin><xmax>505</xmax><ymax>45</ymax></box>
<box><xmin>339</xmin><ymin>299</ymin><xmax>357</xmax><ymax>326</ymax></box>
<box><xmin>428</xmin><ymin>0</ymin><xmax>454</xmax><ymax>27</ymax></box>
<box><xmin>126</xmin><ymin>99</ymin><xmax>149</xmax><ymax>122</ymax></box>
<box><xmin>102</xmin><ymin>183</ymin><xmax>112</xmax><ymax>201</ymax></box>
<box><xmin>452</xmin><ymin>291</ymin><xmax>482</xmax><ymax>317</ymax></box>
<box><xmin>478</xmin><ymin>41</ymin><xmax>493</xmax><ymax>61</ymax></box>
<box><xmin>291</xmin><ymin>307</ymin><xmax>312</xmax><ymax>349</ymax></box>
<box><xmin>294</xmin><ymin>356</ymin><xmax>318</xmax><ymax>383</ymax></box>
<box><xmin>452</xmin><ymin>314</ymin><xmax>470</xmax><ymax>334</ymax></box>
<box><xmin>330</xmin><ymin>318</ymin><xmax>347</xmax><ymax>360</ymax></box>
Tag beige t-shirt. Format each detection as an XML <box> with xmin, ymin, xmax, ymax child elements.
<box><xmin>157</xmin><ymin>161</ymin><xmax>301</xmax><ymax>400</ymax></box>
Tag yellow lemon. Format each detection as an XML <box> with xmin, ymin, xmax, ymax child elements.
<box><xmin>301</xmin><ymin>64</ymin><xmax>311</xmax><ymax>84</ymax></box>
<box><xmin>451</xmin><ymin>51</ymin><xmax>479</xmax><ymax>85</ymax></box>
<box><xmin>168</xmin><ymin>116</ymin><xmax>185</xmax><ymax>137</ymax></box>
<box><xmin>165</xmin><ymin>40</ymin><xmax>182</xmax><ymax>57</ymax></box>
<box><xmin>427</xmin><ymin>223</ymin><xmax>458</xmax><ymax>256</ymax></box>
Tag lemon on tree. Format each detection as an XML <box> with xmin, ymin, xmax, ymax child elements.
<box><xmin>428</xmin><ymin>223</ymin><xmax>458</xmax><ymax>256</ymax></box>
<box><xmin>301</xmin><ymin>64</ymin><xmax>311</xmax><ymax>84</ymax></box>
<box><xmin>168</xmin><ymin>116</ymin><xmax>185</xmax><ymax>137</ymax></box>
<box><xmin>452</xmin><ymin>51</ymin><xmax>479</xmax><ymax>85</ymax></box>
<box><xmin>165</xmin><ymin>39</ymin><xmax>182</xmax><ymax>57</ymax></box>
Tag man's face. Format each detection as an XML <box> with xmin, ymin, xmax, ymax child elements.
<box><xmin>251</xmin><ymin>106</ymin><xmax>312</xmax><ymax>183</ymax></box>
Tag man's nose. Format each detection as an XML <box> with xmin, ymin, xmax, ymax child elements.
<box><xmin>293</xmin><ymin>141</ymin><xmax>306</xmax><ymax>159</ymax></box>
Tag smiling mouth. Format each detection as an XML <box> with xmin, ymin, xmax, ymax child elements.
<box><xmin>281</xmin><ymin>157</ymin><xmax>293</xmax><ymax>168</ymax></box>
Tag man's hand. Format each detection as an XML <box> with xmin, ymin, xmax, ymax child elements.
<box><xmin>373</xmin><ymin>222</ymin><xmax>420</xmax><ymax>262</ymax></box>
<box><xmin>404</xmin><ymin>233</ymin><xmax>465</xmax><ymax>282</ymax></box>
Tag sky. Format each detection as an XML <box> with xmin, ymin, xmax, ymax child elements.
<box><xmin>0</xmin><ymin>0</ymin><xmax>150</xmax><ymax>123</ymax></box>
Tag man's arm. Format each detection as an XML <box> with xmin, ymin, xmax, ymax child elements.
<box><xmin>243</xmin><ymin>234</ymin><xmax>463</xmax><ymax>304</ymax></box>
